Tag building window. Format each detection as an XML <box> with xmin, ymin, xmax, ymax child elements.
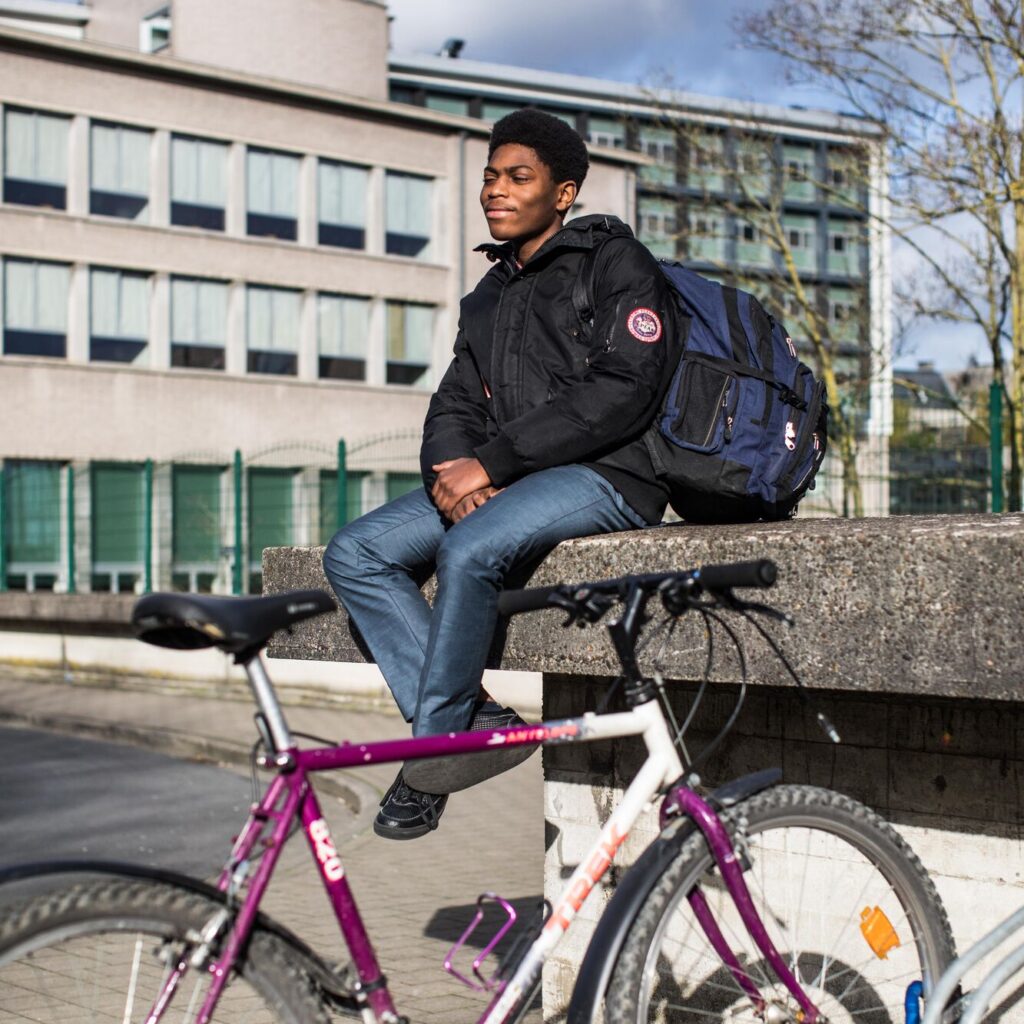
<box><xmin>783</xmin><ymin>214</ymin><xmax>817</xmax><ymax>271</ymax></box>
<box><xmin>3</xmin><ymin>107</ymin><xmax>68</xmax><ymax>209</ymax></box>
<box><xmin>3</xmin><ymin>460</ymin><xmax>62</xmax><ymax>592</ymax></box>
<box><xmin>386</xmin><ymin>301</ymin><xmax>432</xmax><ymax>387</ymax></box>
<box><xmin>91</xmin><ymin>462</ymin><xmax>144</xmax><ymax>593</ymax></box>
<box><xmin>385</xmin><ymin>172</ymin><xmax>432</xmax><ymax>259</ymax></box>
<box><xmin>736</xmin><ymin>218</ymin><xmax>773</xmax><ymax>267</ymax></box>
<box><xmin>318</xmin><ymin>293</ymin><xmax>369</xmax><ymax>380</ymax></box>
<box><xmin>638</xmin><ymin>197</ymin><xmax>676</xmax><ymax>259</ymax></box>
<box><xmin>3</xmin><ymin>258</ymin><xmax>69</xmax><ymax>358</ymax></box>
<box><xmin>171</xmin><ymin>277</ymin><xmax>227</xmax><ymax>370</ymax></box>
<box><xmin>140</xmin><ymin>6</ymin><xmax>170</xmax><ymax>53</ymax></box>
<box><xmin>425</xmin><ymin>93</ymin><xmax>470</xmax><ymax>116</ymax></box>
<box><xmin>734</xmin><ymin>142</ymin><xmax>771</xmax><ymax>196</ymax></box>
<box><xmin>90</xmin><ymin>122</ymin><xmax>151</xmax><ymax>221</ymax></box>
<box><xmin>171</xmin><ymin>464</ymin><xmax>222</xmax><ymax>592</ymax></box>
<box><xmin>482</xmin><ymin>101</ymin><xmax>519</xmax><ymax>122</ymax></box>
<box><xmin>828</xmin><ymin>220</ymin><xmax>863</xmax><ymax>276</ymax></box>
<box><xmin>318</xmin><ymin>159</ymin><xmax>367</xmax><ymax>249</ymax></box>
<box><xmin>247</xmin><ymin>285</ymin><xmax>299</xmax><ymax>375</ymax></box>
<box><xmin>784</xmin><ymin>145</ymin><xmax>816</xmax><ymax>201</ymax></box>
<box><xmin>686</xmin><ymin>207</ymin><xmax>727</xmax><ymax>263</ymax></box>
<box><xmin>171</xmin><ymin>135</ymin><xmax>227</xmax><ymax>230</ymax></box>
<box><xmin>247</xmin><ymin>148</ymin><xmax>299</xmax><ymax>240</ymax></box>
<box><xmin>687</xmin><ymin>132</ymin><xmax>725</xmax><ymax>192</ymax></box>
<box><xmin>828</xmin><ymin>288</ymin><xmax>862</xmax><ymax>343</ymax></box>
<box><xmin>248</xmin><ymin>467</ymin><xmax>295</xmax><ymax>592</ymax></box>
<box><xmin>90</xmin><ymin>268</ymin><xmax>149</xmax><ymax>364</ymax></box>
<box><xmin>588</xmin><ymin>116</ymin><xmax>626</xmax><ymax>149</ymax></box>
<box><xmin>638</xmin><ymin>126</ymin><xmax>676</xmax><ymax>186</ymax></box>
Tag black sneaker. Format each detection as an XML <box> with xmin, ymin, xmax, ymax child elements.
<box><xmin>373</xmin><ymin>770</ymin><xmax>448</xmax><ymax>841</ymax></box>
<box><xmin>402</xmin><ymin>701</ymin><xmax>537</xmax><ymax>794</ymax></box>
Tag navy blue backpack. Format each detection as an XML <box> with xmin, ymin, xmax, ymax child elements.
<box><xmin>574</xmin><ymin>257</ymin><xmax>828</xmax><ymax>522</ymax></box>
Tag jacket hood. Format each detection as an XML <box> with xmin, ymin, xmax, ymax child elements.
<box><xmin>474</xmin><ymin>213</ymin><xmax>635</xmax><ymax>267</ymax></box>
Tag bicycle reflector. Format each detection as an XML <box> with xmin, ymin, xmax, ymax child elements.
<box><xmin>860</xmin><ymin>906</ymin><xmax>901</xmax><ymax>959</ymax></box>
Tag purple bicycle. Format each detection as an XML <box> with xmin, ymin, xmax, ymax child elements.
<box><xmin>0</xmin><ymin>559</ymin><xmax>954</xmax><ymax>1023</ymax></box>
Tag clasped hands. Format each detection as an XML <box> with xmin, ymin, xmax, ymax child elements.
<box><xmin>431</xmin><ymin>457</ymin><xmax>503</xmax><ymax>523</ymax></box>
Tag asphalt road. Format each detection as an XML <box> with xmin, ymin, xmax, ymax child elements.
<box><xmin>0</xmin><ymin>725</ymin><xmax>255</xmax><ymax>878</ymax></box>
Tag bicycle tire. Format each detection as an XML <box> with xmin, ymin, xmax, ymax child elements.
<box><xmin>0</xmin><ymin>875</ymin><xmax>330</xmax><ymax>1023</ymax></box>
<box><xmin>606</xmin><ymin>784</ymin><xmax>956</xmax><ymax>1024</ymax></box>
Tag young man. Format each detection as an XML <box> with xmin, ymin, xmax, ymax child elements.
<box><xmin>323</xmin><ymin>109</ymin><xmax>681</xmax><ymax>840</ymax></box>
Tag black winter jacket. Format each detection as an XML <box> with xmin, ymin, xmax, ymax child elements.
<box><xmin>420</xmin><ymin>214</ymin><xmax>683</xmax><ymax>524</ymax></box>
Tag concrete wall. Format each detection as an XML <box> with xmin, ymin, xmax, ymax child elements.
<box><xmin>542</xmin><ymin>680</ymin><xmax>1024</xmax><ymax>1021</ymax></box>
<box><xmin>262</xmin><ymin>513</ymin><xmax>1024</xmax><ymax>1020</ymax></box>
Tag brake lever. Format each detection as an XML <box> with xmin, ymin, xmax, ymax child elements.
<box><xmin>551</xmin><ymin>591</ymin><xmax>618</xmax><ymax>628</ymax></box>
<box><xmin>728</xmin><ymin>598</ymin><xmax>795</xmax><ymax>628</ymax></box>
<box><xmin>550</xmin><ymin>593</ymin><xmax>583</xmax><ymax>628</ymax></box>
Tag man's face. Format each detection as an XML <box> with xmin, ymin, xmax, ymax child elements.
<box><xmin>480</xmin><ymin>143</ymin><xmax>575</xmax><ymax>245</ymax></box>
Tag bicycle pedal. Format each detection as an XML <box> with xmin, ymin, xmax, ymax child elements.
<box><xmin>444</xmin><ymin>893</ymin><xmax>517</xmax><ymax>992</ymax></box>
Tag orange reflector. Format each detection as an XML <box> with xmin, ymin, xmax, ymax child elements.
<box><xmin>860</xmin><ymin>906</ymin><xmax>900</xmax><ymax>959</ymax></box>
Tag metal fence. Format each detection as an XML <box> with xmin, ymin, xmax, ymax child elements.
<box><xmin>0</xmin><ymin>404</ymin><xmax>1008</xmax><ymax>596</ymax></box>
<box><xmin>0</xmin><ymin>430</ymin><xmax>421</xmax><ymax>596</ymax></box>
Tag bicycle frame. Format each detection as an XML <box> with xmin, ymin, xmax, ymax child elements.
<box><xmin>153</xmin><ymin>652</ymin><xmax>822</xmax><ymax>1024</ymax></box>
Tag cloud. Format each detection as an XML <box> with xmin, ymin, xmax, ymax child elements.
<box><xmin>384</xmin><ymin>0</ymin><xmax>813</xmax><ymax>105</ymax></box>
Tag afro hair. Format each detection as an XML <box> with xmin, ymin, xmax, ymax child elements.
<box><xmin>488</xmin><ymin>108</ymin><xmax>589</xmax><ymax>190</ymax></box>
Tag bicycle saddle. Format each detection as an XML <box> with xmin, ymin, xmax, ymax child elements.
<box><xmin>132</xmin><ymin>589</ymin><xmax>336</xmax><ymax>656</ymax></box>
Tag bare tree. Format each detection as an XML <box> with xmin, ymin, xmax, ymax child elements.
<box><xmin>741</xmin><ymin>0</ymin><xmax>1024</xmax><ymax>510</ymax></box>
<box><xmin>652</xmin><ymin>117</ymin><xmax>878</xmax><ymax>516</ymax></box>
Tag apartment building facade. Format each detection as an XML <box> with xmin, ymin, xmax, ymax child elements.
<box><xmin>0</xmin><ymin>0</ymin><xmax>639</xmax><ymax>595</ymax></box>
<box><xmin>388</xmin><ymin>53</ymin><xmax>894</xmax><ymax>515</ymax></box>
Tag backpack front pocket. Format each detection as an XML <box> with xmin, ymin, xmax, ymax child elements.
<box><xmin>661</xmin><ymin>357</ymin><xmax>737</xmax><ymax>454</ymax></box>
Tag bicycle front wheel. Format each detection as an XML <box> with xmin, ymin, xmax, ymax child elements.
<box><xmin>607</xmin><ymin>785</ymin><xmax>955</xmax><ymax>1024</ymax></box>
<box><xmin>0</xmin><ymin>876</ymin><xmax>329</xmax><ymax>1023</ymax></box>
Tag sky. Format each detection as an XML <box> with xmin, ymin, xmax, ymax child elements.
<box><xmin>385</xmin><ymin>0</ymin><xmax>988</xmax><ymax>371</ymax></box>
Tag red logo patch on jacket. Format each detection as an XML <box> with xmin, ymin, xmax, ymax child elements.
<box><xmin>626</xmin><ymin>307</ymin><xmax>662</xmax><ymax>343</ymax></box>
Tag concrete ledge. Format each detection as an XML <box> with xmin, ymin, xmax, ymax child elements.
<box><xmin>0</xmin><ymin>592</ymin><xmax>135</xmax><ymax>635</ymax></box>
<box><xmin>264</xmin><ymin>513</ymin><xmax>1024</xmax><ymax>702</ymax></box>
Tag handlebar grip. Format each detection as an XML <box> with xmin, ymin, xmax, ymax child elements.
<box><xmin>697</xmin><ymin>559</ymin><xmax>777</xmax><ymax>591</ymax></box>
<box><xmin>497</xmin><ymin>585</ymin><xmax>562</xmax><ymax>616</ymax></box>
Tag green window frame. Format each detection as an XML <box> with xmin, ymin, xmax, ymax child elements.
<box><xmin>172</xmin><ymin>465</ymin><xmax>223</xmax><ymax>565</ymax></box>
<box><xmin>91</xmin><ymin>462</ymin><xmax>144</xmax><ymax>591</ymax></box>
<box><xmin>248</xmin><ymin>468</ymin><xmax>295</xmax><ymax>568</ymax></box>
<box><xmin>4</xmin><ymin>460</ymin><xmax>62</xmax><ymax>591</ymax></box>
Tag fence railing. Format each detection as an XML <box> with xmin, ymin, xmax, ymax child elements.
<box><xmin>0</xmin><ymin>430</ymin><xmax>421</xmax><ymax>596</ymax></box>
<box><xmin>0</xmin><ymin>405</ymin><xmax>1011</xmax><ymax>596</ymax></box>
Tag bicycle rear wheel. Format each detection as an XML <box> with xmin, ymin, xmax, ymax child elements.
<box><xmin>606</xmin><ymin>785</ymin><xmax>955</xmax><ymax>1024</ymax></box>
<box><xmin>0</xmin><ymin>876</ymin><xmax>329</xmax><ymax>1023</ymax></box>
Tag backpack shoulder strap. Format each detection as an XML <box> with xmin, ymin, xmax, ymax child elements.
<box><xmin>571</xmin><ymin>243</ymin><xmax>602</xmax><ymax>327</ymax></box>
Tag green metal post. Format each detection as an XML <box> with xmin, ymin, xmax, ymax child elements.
<box><xmin>66</xmin><ymin>464</ymin><xmax>76</xmax><ymax>593</ymax></box>
<box><xmin>990</xmin><ymin>380</ymin><xmax>1004</xmax><ymax>514</ymax></box>
<box><xmin>336</xmin><ymin>439</ymin><xmax>348</xmax><ymax>529</ymax></box>
<box><xmin>143</xmin><ymin>459</ymin><xmax>153</xmax><ymax>593</ymax></box>
<box><xmin>233</xmin><ymin>450</ymin><xmax>243</xmax><ymax>595</ymax></box>
<box><xmin>0</xmin><ymin>465</ymin><xmax>6</xmax><ymax>593</ymax></box>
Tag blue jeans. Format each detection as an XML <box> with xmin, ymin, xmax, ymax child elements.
<box><xmin>322</xmin><ymin>465</ymin><xmax>645</xmax><ymax>736</ymax></box>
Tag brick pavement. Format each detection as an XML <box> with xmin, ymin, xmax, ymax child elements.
<box><xmin>0</xmin><ymin>666</ymin><xmax>545</xmax><ymax>1024</ymax></box>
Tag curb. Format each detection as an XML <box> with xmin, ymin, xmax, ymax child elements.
<box><xmin>0</xmin><ymin>709</ymin><xmax>380</xmax><ymax>836</ymax></box>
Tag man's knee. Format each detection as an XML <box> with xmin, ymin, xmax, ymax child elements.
<box><xmin>435</xmin><ymin>526</ymin><xmax>506</xmax><ymax>582</ymax></box>
<box><xmin>322</xmin><ymin>524</ymin><xmax>362</xmax><ymax>589</ymax></box>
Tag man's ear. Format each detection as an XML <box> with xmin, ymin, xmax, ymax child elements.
<box><xmin>556</xmin><ymin>180</ymin><xmax>578</xmax><ymax>214</ymax></box>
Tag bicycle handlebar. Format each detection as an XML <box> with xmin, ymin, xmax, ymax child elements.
<box><xmin>696</xmin><ymin>560</ymin><xmax>777</xmax><ymax>590</ymax></box>
<box><xmin>496</xmin><ymin>559</ymin><xmax>777</xmax><ymax>618</ymax></box>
